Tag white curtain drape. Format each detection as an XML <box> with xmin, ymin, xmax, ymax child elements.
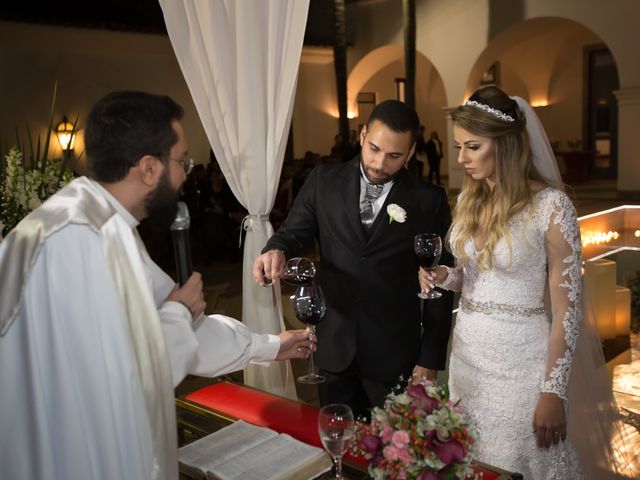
<box><xmin>158</xmin><ymin>0</ymin><xmax>309</xmax><ymax>398</ymax></box>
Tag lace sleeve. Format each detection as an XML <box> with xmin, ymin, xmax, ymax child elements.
<box><xmin>436</xmin><ymin>264</ymin><xmax>463</xmax><ymax>292</ymax></box>
<box><xmin>541</xmin><ymin>192</ymin><xmax>583</xmax><ymax>400</ymax></box>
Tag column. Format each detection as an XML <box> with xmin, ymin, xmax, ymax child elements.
<box><xmin>443</xmin><ymin>106</ymin><xmax>463</xmax><ymax>192</ymax></box>
<box><xmin>584</xmin><ymin>259</ymin><xmax>617</xmax><ymax>340</ymax></box>
<box><xmin>614</xmin><ymin>87</ymin><xmax>640</xmax><ymax>197</ymax></box>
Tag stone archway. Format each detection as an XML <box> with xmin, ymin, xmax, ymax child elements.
<box><xmin>347</xmin><ymin>45</ymin><xmax>448</xmax><ymax>178</ymax></box>
<box><xmin>450</xmin><ymin>16</ymin><xmax>622</xmax><ymax>187</ymax></box>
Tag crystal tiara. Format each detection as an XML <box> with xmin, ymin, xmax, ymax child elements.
<box><xmin>464</xmin><ymin>100</ymin><xmax>515</xmax><ymax>122</ymax></box>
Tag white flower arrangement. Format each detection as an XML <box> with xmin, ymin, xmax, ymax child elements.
<box><xmin>0</xmin><ymin>146</ymin><xmax>73</xmax><ymax>238</ymax></box>
<box><xmin>0</xmin><ymin>83</ymin><xmax>77</xmax><ymax>240</ymax></box>
<box><xmin>387</xmin><ymin>203</ymin><xmax>407</xmax><ymax>224</ymax></box>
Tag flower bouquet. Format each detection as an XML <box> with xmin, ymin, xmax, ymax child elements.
<box><xmin>352</xmin><ymin>379</ymin><xmax>476</xmax><ymax>480</ymax></box>
<box><xmin>0</xmin><ymin>82</ymin><xmax>76</xmax><ymax>240</ymax></box>
<box><xmin>0</xmin><ymin>147</ymin><xmax>73</xmax><ymax>239</ymax></box>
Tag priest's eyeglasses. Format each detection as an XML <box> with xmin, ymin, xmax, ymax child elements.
<box><xmin>175</xmin><ymin>157</ymin><xmax>194</xmax><ymax>175</ymax></box>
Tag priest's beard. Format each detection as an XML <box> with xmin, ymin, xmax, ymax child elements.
<box><xmin>144</xmin><ymin>170</ymin><xmax>180</xmax><ymax>229</ymax></box>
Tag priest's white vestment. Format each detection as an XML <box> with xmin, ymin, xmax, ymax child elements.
<box><xmin>0</xmin><ymin>177</ymin><xmax>280</xmax><ymax>480</ymax></box>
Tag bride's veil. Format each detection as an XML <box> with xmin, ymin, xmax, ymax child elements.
<box><xmin>569</xmin><ymin>291</ymin><xmax>636</xmax><ymax>478</ymax></box>
<box><xmin>512</xmin><ymin>95</ymin><xmax>637</xmax><ymax>478</ymax></box>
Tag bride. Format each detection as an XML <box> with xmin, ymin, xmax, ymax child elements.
<box><xmin>419</xmin><ymin>86</ymin><xmax>631</xmax><ymax>479</ymax></box>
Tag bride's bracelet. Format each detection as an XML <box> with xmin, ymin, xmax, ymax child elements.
<box><xmin>435</xmin><ymin>265</ymin><xmax>457</xmax><ymax>291</ymax></box>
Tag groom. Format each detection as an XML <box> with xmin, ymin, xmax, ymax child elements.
<box><xmin>253</xmin><ymin>100</ymin><xmax>454</xmax><ymax>418</ymax></box>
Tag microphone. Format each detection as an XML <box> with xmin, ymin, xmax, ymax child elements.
<box><xmin>170</xmin><ymin>202</ymin><xmax>193</xmax><ymax>286</ymax></box>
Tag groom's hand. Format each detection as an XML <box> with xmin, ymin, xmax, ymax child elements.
<box><xmin>253</xmin><ymin>249</ymin><xmax>285</xmax><ymax>286</ymax></box>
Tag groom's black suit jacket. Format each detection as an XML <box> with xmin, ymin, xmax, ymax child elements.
<box><xmin>264</xmin><ymin>158</ymin><xmax>453</xmax><ymax>383</ymax></box>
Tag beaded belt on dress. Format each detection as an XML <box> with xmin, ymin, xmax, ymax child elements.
<box><xmin>459</xmin><ymin>296</ymin><xmax>545</xmax><ymax>317</ymax></box>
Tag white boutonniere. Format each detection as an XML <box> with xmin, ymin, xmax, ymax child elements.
<box><xmin>387</xmin><ymin>203</ymin><xmax>407</xmax><ymax>223</ymax></box>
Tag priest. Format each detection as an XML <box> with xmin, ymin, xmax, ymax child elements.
<box><xmin>0</xmin><ymin>91</ymin><xmax>314</xmax><ymax>480</ymax></box>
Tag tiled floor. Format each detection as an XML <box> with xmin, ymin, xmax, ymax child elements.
<box><xmin>175</xmin><ymin>176</ymin><xmax>640</xmax><ymax>474</ymax></box>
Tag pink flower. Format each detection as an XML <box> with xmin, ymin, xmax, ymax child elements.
<box><xmin>398</xmin><ymin>471</ymin><xmax>408</xmax><ymax>479</ymax></box>
<box><xmin>383</xmin><ymin>445</ymin><xmax>400</xmax><ymax>461</ymax></box>
<box><xmin>380</xmin><ymin>424</ymin><xmax>394</xmax><ymax>443</ymax></box>
<box><xmin>397</xmin><ymin>446</ymin><xmax>413</xmax><ymax>466</ymax></box>
<box><xmin>432</xmin><ymin>439</ymin><xmax>465</xmax><ymax>465</ymax></box>
<box><xmin>391</xmin><ymin>430</ymin><xmax>410</xmax><ymax>448</ymax></box>
<box><xmin>407</xmin><ymin>383</ymin><xmax>439</xmax><ymax>414</ymax></box>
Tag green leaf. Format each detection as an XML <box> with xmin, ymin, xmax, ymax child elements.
<box><xmin>41</xmin><ymin>81</ymin><xmax>58</xmax><ymax>172</ymax></box>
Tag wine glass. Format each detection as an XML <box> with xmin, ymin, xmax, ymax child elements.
<box><xmin>318</xmin><ymin>404</ymin><xmax>355</xmax><ymax>480</ymax></box>
<box><xmin>291</xmin><ymin>284</ymin><xmax>326</xmax><ymax>384</ymax></box>
<box><xmin>415</xmin><ymin>233</ymin><xmax>442</xmax><ymax>299</ymax></box>
<box><xmin>263</xmin><ymin>257</ymin><xmax>316</xmax><ymax>286</ymax></box>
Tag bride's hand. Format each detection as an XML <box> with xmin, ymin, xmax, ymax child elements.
<box><xmin>532</xmin><ymin>393</ymin><xmax>567</xmax><ymax>449</ymax></box>
<box><xmin>418</xmin><ymin>265</ymin><xmax>448</xmax><ymax>295</ymax></box>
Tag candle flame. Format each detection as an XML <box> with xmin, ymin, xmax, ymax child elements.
<box><xmin>581</xmin><ymin>230</ymin><xmax>620</xmax><ymax>248</ymax></box>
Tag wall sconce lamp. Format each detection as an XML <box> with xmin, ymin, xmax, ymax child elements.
<box><xmin>56</xmin><ymin>116</ymin><xmax>75</xmax><ymax>151</ymax></box>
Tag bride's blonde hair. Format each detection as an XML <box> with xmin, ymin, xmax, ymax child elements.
<box><xmin>450</xmin><ymin>86</ymin><xmax>546</xmax><ymax>270</ymax></box>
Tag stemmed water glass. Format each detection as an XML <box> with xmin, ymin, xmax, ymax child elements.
<box><xmin>415</xmin><ymin>233</ymin><xmax>442</xmax><ymax>299</ymax></box>
<box><xmin>318</xmin><ymin>404</ymin><xmax>355</xmax><ymax>480</ymax></box>
<box><xmin>291</xmin><ymin>284</ymin><xmax>326</xmax><ymax>384</ymax></box>
<box><xmin>263</xmin><ymin>256</ymin><xmax>316</xmax><ymax>286</ymax></box>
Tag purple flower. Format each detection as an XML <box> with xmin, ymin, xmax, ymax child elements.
<box><xmin>432</xmin><ymin>439</ymin><xmax>465</xmax><ymax>465</ymax></box>
<box><xmin>417</xmin><ymin>470</ymin><xmax>440</xmax><ymax>480</ymax></box>
<box><xmin>407</xmin><ymin>383</ymin><xmax>439</xmax><ymax>414</ymax></box>
<box><xmin>370</xmin><ymin>453</ymin><xmax>383</xmax><ymax>466</ymax></box>
<box><xmin>361</xmin><ymin>434</ymin><xmax>382</xmax><ymax>454</ymax></box>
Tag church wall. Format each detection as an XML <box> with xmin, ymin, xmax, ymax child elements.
<box><xmin>0</xmin><ymin>21</ymin><xmax>210</xmax><ymax>173</ymax></box>
<box><xmin>292</xmin><ymin>50</ymin><xmax>339</xmax><ymax>158</ymax></box>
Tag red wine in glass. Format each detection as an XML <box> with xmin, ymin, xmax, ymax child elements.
<box><xmin>263</xmin><ymin>257</ymin><xmax>316</xmax><ymax>286</ymax></box>
<box><xmin>417</xmin><ymin>251</ymin><xmax>440</xmax><ymax>270</ymax></box>
<box><xmin>292</xmin><ymin>284</ymin><xmax>326</xmax><ymax>384</ymax></box>
<box><xmin>415</xmin><ymin>233</ymin><xmax>442</xmax><ymax>299</ymax></box>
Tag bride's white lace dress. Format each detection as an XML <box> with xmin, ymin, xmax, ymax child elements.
<box><xmin>443</xmin><ymin>187</ymin><xmax>585</xmax><ymax>479</ymax></box>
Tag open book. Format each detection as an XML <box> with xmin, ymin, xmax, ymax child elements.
<box><xmin>178</xmin><ymin>420</ymin><xmax>333</xmax><ymax>480</ymax></box>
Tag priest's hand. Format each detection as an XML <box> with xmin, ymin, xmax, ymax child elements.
<box><xmin>166</xmin><ymin>272</ymin><xmax>206</xmax><ymax>320</ymax></box>
<box><xmin>411</xmin><ymin>365</ymin><xmax>437</xmax><ymax>383</ymax></box>
<box><xmin>533</xmin><ymin>392</ymin><xmax>567</xmax><ymax>449</ymax></box>
<box><xmin>253</xmin><ymin>249</ymin><xmax>286</xmax><ymax>286</ymax></box>
<box><xmin>275</xmin><ymin>329</ymin><xmax>317</xmax><ymax>361</ymax></box>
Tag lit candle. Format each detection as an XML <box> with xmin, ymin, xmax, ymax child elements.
<box><xmin>584</xmin><ymin>259</ymin><xmax>617</xmax><ymax>340</ymax></box>
<box><xmin>615</xmin><ymin>286</ymin><xmax>631</xmax><ymax>336</ymax></box>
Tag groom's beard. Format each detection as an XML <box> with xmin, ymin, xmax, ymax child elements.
<box><xmin>144</xmin><ymin>169</ymin><xmax>180</xmax><ymax>229</ymax></box>
<box><xmin>360</xmin><ymin>158</ymin><xmax>404</xmax><ymax>185</ymax></box>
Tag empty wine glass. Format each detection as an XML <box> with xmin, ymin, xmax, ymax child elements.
<box><xmin>263</xmin><ymin>257</ymin><xmax>316</xmax><ymax>286</ymax></box>
<box><xmin>318</xmin><ymin>404</ymin><xmax>355</xmax><ymax>480</ymax></box>
<box><xmin>415</xmin><ymin>233</ymin><xmax>442</xmax><ymax>299</ymax></box>
<box><xmin>291</xmin><ymin>284</ymin><xmax>326</xmax><ymax>384</ymax></box>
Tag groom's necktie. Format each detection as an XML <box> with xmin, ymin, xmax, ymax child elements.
<box><xmin>360</xmin><ymin>183</ymin><xmax>384</xmax><ymax>229</ymax></box>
